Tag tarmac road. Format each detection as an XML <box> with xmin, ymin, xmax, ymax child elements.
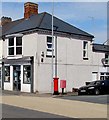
<box><xmin>1</xmin><ymin>104</ymin><xmax>107</xmax><ymax>120</ymax></box>
<box><xmin>57</xmin><ymin>95</ymin><xmax>109</xmax><ymax>104</ymax></box>
<box><xmin>2</xmin><ymin>104</ymin><xmax>67</xmax><ymax>118</ymax></box>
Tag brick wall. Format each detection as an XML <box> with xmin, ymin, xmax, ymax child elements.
<box><xmin>24</xmin><ymin>2</ymin><xmax>38</xmax><ymax>19</ymax></box>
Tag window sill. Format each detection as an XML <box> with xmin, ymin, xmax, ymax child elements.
<box><xmin>7</xmin><ymin>55</ymin><xmax>23</xmax><ymax>59</ymax></box>
<box><xmin>83</xmin><ymin>58</ymin><xmax>89</xmax><ymax>60</ymax></box>
<box><xmin>4</xmin><ymin>81</ymin><xmax>10</xmax><ymax>83</ymax></box>
<box><xmin>23</xmin><ymin>82</ymin><xmax>31</xmax><ymax>84</ymax></box>
<box><xmin>46</xmin><ymin>55</ymin><xmax>55</xmax><ymax>58</ymax></box>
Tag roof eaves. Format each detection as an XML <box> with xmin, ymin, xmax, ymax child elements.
<box><xmin>38</xmin><ymin>27</ymin><xmax>94</xmax><ymax>39</ymax></box>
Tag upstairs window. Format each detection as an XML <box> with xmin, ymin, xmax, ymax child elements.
<box><xmin>46</xmin><ymin>36</ymin><xmax>55</xmax><ymax>57</ymax></box>
<box><xmin>83</xmin><ymin>41</ymin><xmax>88</xmax><ymax>60</ymax></box>
<box><xmin>105</xmin><ymin>54</ymin><xmax>109</xmax><ymax>65</ymax></box>
<box><xmin>100</xmin><ymin>72</ymin><xmax>109</xmax><ymax>80</ymax></box>
<box><xmin>16</xmin><ymin>37</ymin><xmax>22</xmax><ymax>55</ymax></box>
<box><xmin>8</xmin><ymin>37</ymin><xmax>22</xmax><ymax>56</ymax></box>
<box><xmin>8</xmin><ymin>37</ymin><xmax>14</xmax><ymax>55</ymax></box>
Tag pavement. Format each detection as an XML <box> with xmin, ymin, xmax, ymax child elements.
<box><xmin>0</xmin><ymin>91</ymin><xmax>107</xmax><ymax>119</ymax></box>
<box><xmin>2</xmin><ymin>90</ymin><xmax>78</xmax><ymax>97</ymax></box>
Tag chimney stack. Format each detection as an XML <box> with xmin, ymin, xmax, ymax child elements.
<box><xmin>24</xmin><ymin>2</ymin><xmax>38</xmax><ymax>19</ymax></box>
<box><xmin>1</xmin><ymin>16</ymin><xmax>12</xmax><ymax>26</ymax></box>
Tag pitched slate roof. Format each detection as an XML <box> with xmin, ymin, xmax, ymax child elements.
<box><xmin>2</xmin><ymin>18</ymin><xmax>24</xmax><ymax>36</ymax></box>
<box><xmin>1</xmin><ymin>12</ymin><xmax>94</xmax><ymax>38</ymax></box>
<box><xmin>93</xmin><ymin>43</ymin><xmax>109</xmax><ymax>53</ymax></box>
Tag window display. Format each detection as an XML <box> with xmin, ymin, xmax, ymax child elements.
<box><xmin>0</xmin><ymin>68</ymin><xmax>1</xmax><ymax>88</ymax></box>
<box><xmin>23</xmin><ymin>65</ymin><xmax>31</xmax><ymax>84</ymax></box>
<box><xmin>4</xmin><ymin>66</ymin><xmax>10</xmax><ymax>82</ymax></box>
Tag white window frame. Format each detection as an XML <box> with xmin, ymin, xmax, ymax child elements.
<box><xmin>8</xmin><ymin>37</ymin><xmax>15</xmax><ymax>56</ymax></box>
<box><xmin>23</xmin><ymin>65</ymin><xmax>31</xmax><ymax>84</ymax></box>
<box><xmin>100</xmin><ymin>72</ymin><xmax>109</xmax><ymax>80</ymax></box>
<box><xmin>8</xmin><ymin>37</ymin><xmax>22</xmax><ymax>56</ymax></box>
<box><xmin>46</xmin><ymin>36</ymin><xmax>55</xmax><ymax>57</ymax></box>
<box><xmin>105</xmin><ymin>54</ymin><xmax>109</xmax><ymax>65</ymax></box>
<box><xmin>4</xmin><ymin>65</ymin><xmax>10</xmax><ymax>82</ymax></box>
<box><xmin>92</xmin><ymin>72</ymin><xmax>98</xmax><ymax>81</ymax></box>
<box><xmin>83</xmin><ymin>41</ymin><xmax>88</xmax><ymax>59</ymax></box>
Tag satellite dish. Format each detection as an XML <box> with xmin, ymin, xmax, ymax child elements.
<box><xmin>101</xmin><ymin>58</ymin><xmax>109</xmax><ymax>67</ymax></box>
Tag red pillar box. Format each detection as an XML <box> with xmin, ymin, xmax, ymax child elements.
<box><xmin>60</xmin><ymin>80</ymin><xmax>66</xmax><ymax>94</ymax></box>
<box><xmin>53</xmin><ymin>77</ymin><xmax>59</xmax><ymax>95</ymax></box>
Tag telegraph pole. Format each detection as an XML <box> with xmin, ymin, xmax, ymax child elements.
<box><xmin>51</xmin><ymin>0</ymin><xmax>54</xmax><ymax>94</ymax></box>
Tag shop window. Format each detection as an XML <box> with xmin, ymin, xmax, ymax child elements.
<box><xmin>83</xmin><ymin>41</ymin><xmax>88</xmax><ymax>60</ymax></box>
<box><xmin>0</xmin><ymin>68</ymin><xmax>1</xmax><ymax>88</ymax></box>
<box><xmin>8</xmin><ymin>37</ymin><xmax>22</xmax><ymax>56</ymax></box>
<box><xmin>0</xmin><ymin>68</ymin><xmax>1</xmax><ymax>80</ymax></box>
<box><xmin>4</xmin><ymin>66</ymin><xmax>10</xmax><ymax>82</ymax></box>
<box><xmin>46</xmin><ymin>36</ymin><xmax>55</xmax><ymax>57</ymax></box>
<box><xmin>23</xmin><ymin>65</ymin><xmax>31</xmax><ymax>84</ymax></box>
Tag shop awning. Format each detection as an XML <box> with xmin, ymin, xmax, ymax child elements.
<box><xmin>1</xmin><ymin>56</ymin><xmax>33</xmax><ymax>64</ymax></box>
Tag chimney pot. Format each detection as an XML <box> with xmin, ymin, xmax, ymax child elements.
<box><xmin>1</xmin><ymin>16</ymin><xmax>12</xmax><ymax>26</ymax></box>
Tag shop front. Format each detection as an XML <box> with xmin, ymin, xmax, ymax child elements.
<box><xmin>0</xmin><ymin>66</ymin><xmax>1</xmax><ymax>88</ymax></box>
<box><xmin>0</xmin><ymin>59</ymin><xmax>2</xmax><ymax>88</ymax></box>
<box><xmin>2</xmin><ymin>56</ymin><xmax>34</xmax><ymax>93</ymax></box>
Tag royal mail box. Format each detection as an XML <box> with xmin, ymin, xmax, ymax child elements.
<box><xmin>53</xmin><ymin>77</ymin><xmax>59</xmax><ymax>95</ymax></box>
<box><xmin>60</xmin><ymin>80</ymin><xmax>66</xmax><ymax>88</ymax></box>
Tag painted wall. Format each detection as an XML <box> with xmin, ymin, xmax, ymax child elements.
<box><xmin>3</xmin><ymin>33</ymin><xmax>106</xmax><ymax>93</ymax></box>
<box><xmin>3</xmin><ymin>33</ymin><xmax>38</xmax><ymax>92</ymax></box>
<box><xmin>35</xmin><ymin>33</ymin><xmax>104</xmax><ymax>93</ymax></box>
<box><xmin>91</xmin><ymin>51</ymin><xmax>106</xmax><ymax>80</ymax></box>
<box><xmin>23</xmin><ymin>33</ymin><xmax>38</xmax><ymax>92</ymax></box>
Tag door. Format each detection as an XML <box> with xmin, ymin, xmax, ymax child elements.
<box><xmin>92</xmin><ymin>72</ymin><xmax>98</xmax><ymax>81</ymax></box>
<box><xmin>13</xmin><ymin>65</ymin><xmax>21</xmax><ymax>91</ymax></box>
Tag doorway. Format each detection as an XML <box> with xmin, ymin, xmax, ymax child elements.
<box><xmin>13</xmin><ymin>65</ymin><xmax>21</xmax><ymax>91</ymax></box>
<box><xmin>92</xmin><ymin>72</ymin><xmax>98</xmax><ymax>81</ymax></box>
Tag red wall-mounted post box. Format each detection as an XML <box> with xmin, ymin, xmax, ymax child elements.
<box><xmin>60</xmin><ymin>80</ymin><xmax>66</xmax><ymax>88</ymax></box>
<box><xmin>60</xmin><ymin>80</ymin><xmax>66</xmax><ymax>94</ymax></box>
